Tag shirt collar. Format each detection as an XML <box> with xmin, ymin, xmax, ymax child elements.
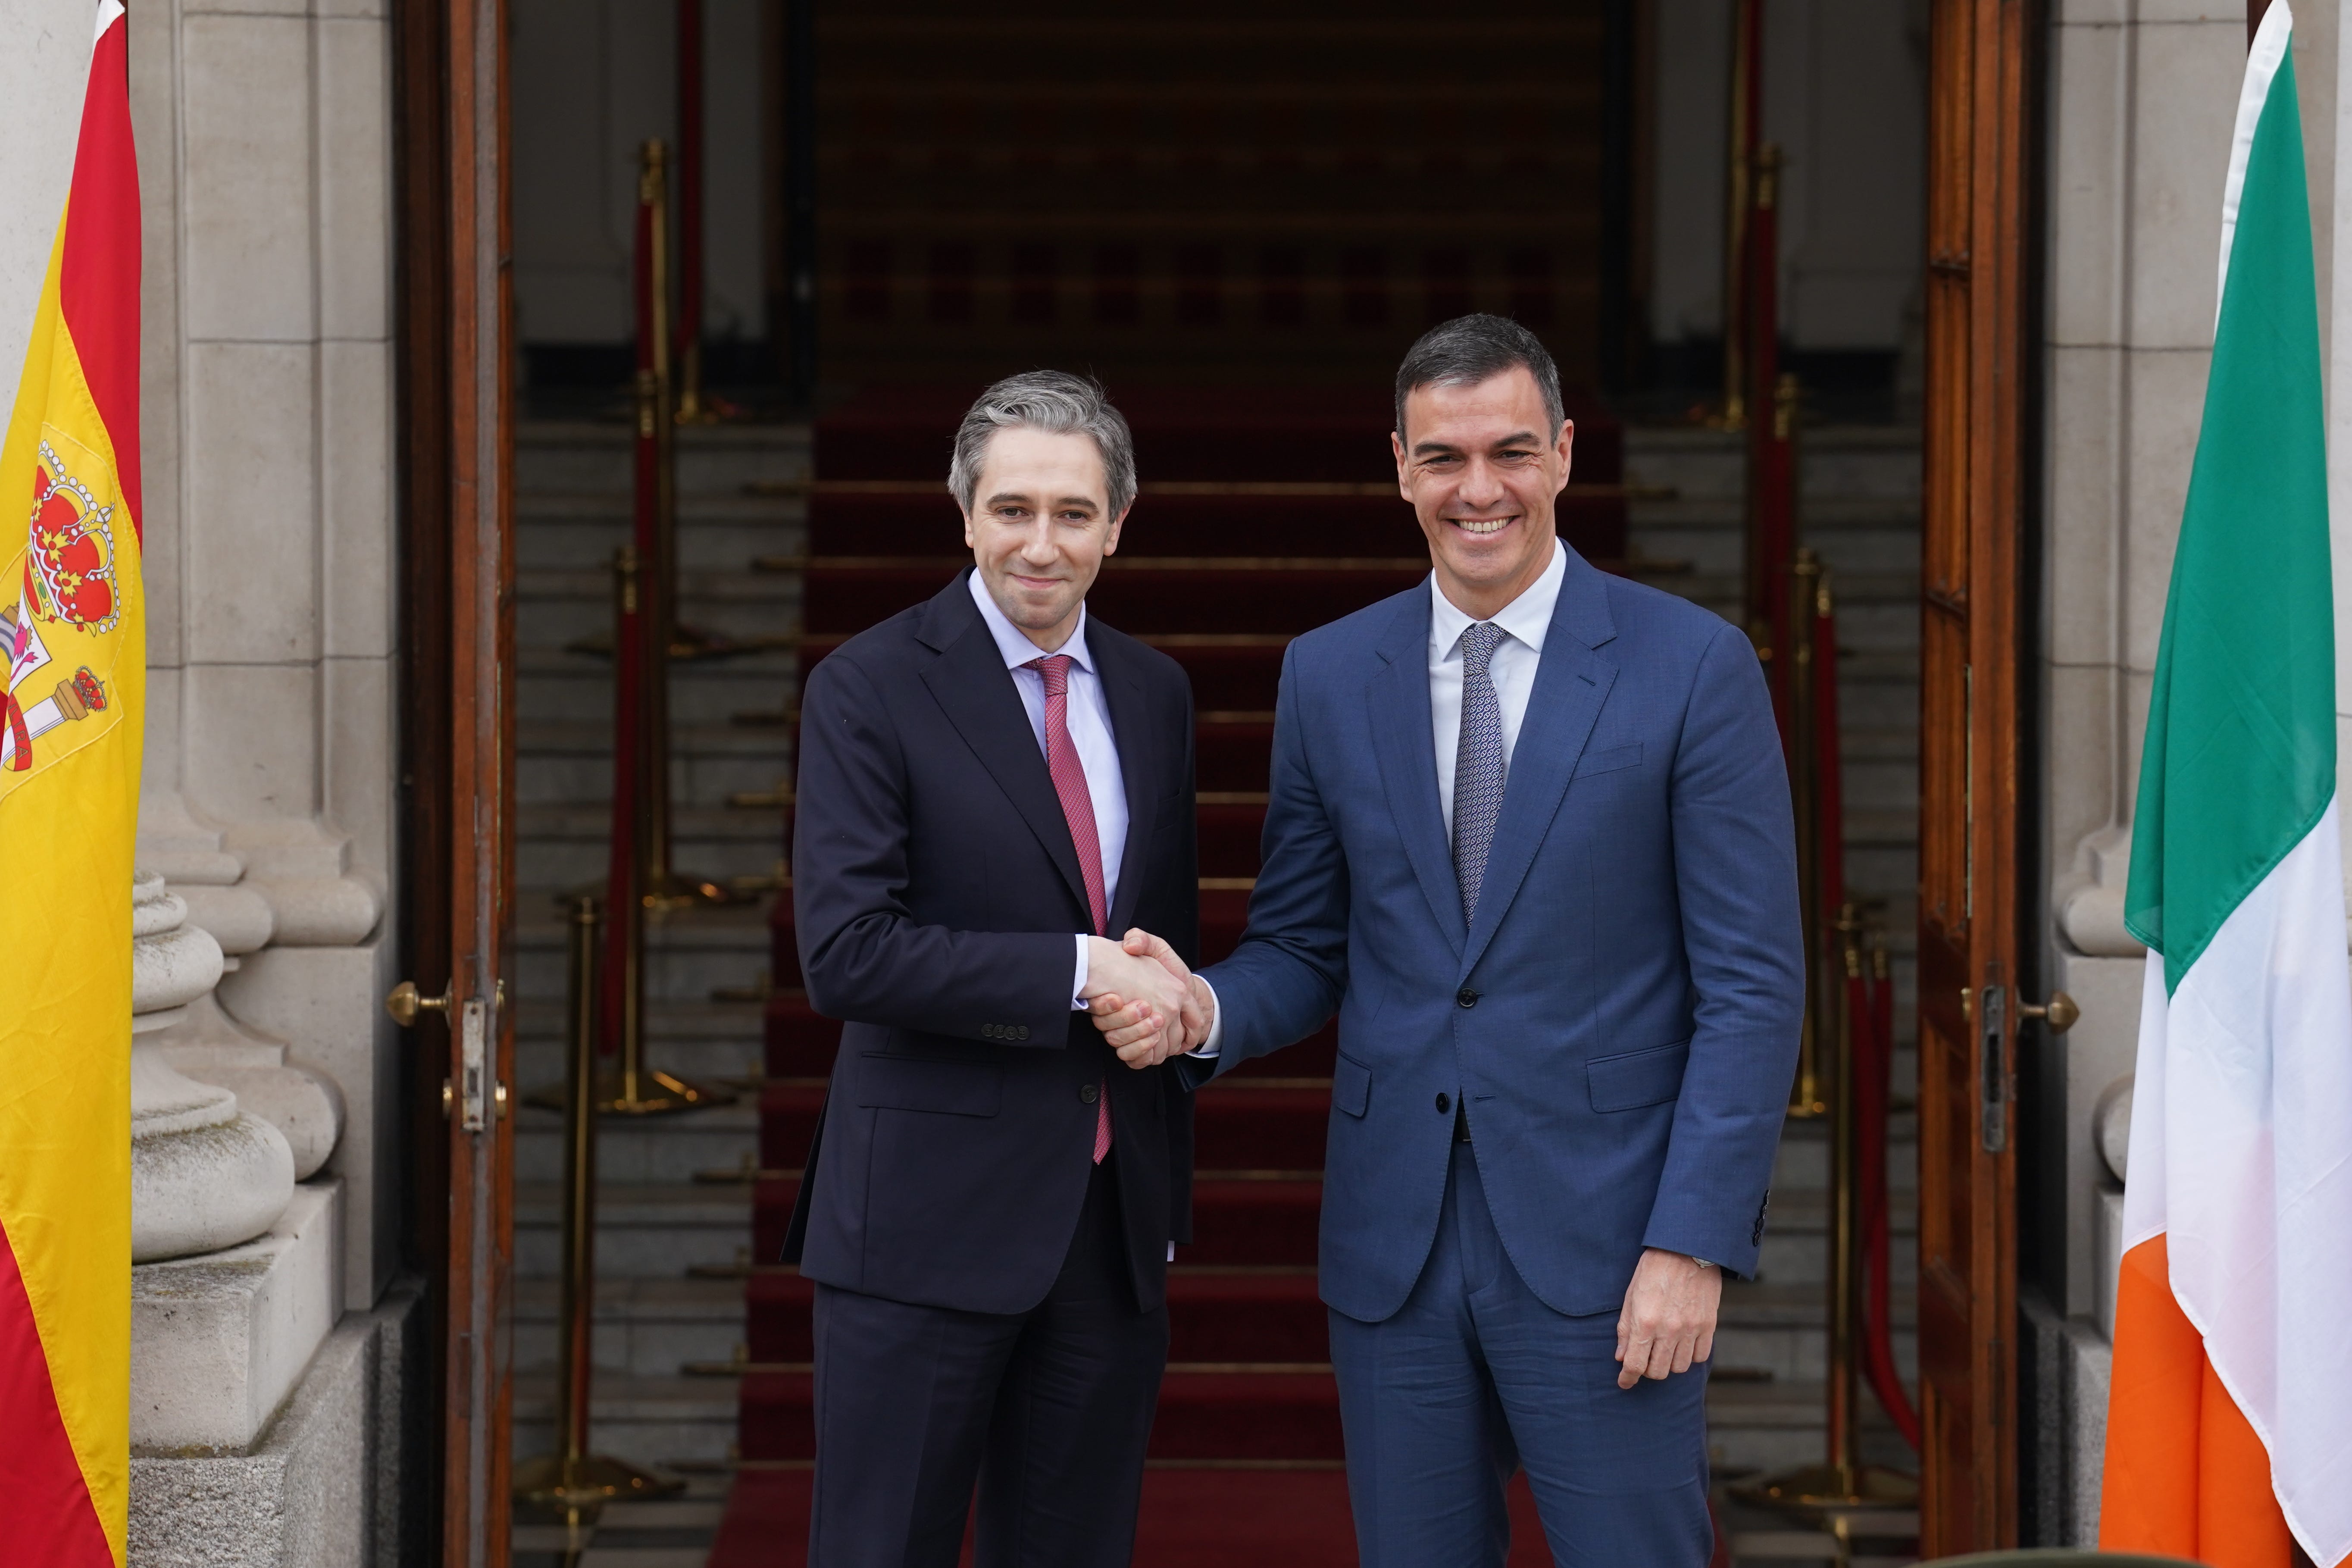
<box><xmin>1429</xmin><ymin>536</ymin><xmax>1566</xmax><ymax>660</ymax></box>
<box><xmin>968</xmin><ymin>566</ymin><xmax>1096</xmax><ymax>675</ymax></box>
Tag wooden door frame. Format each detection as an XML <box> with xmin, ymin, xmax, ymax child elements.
<box><xmin>1917</xmin><ymin>0</ymin><xmax>2038</xmax><ymax>1550</ymax></box>
<box><xmin>395</xmin><ymin>0</ymin><xmax>516</xmax><ymax>1561</ymax></box>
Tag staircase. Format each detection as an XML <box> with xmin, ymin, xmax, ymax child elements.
<box><xmin>1624</xmin><ymin>423</ymin><xmax>1926</xmax><ymax>1563</ymax></box>
<box><xmin>691</xmin><ymin>397</ymin><xmax>1928</xmax><ymax>1562</ymax></box>
<box><xmin>508</xmin><ymin>419</ymin><xmax>811</xmax><ymax>1474</ymax></box>
<box><xmin>809</xmin><ymin>2</ymin><xmax>1609</xmax><ymax>388</ymax></box>
<box><xmin>710</xmin><ymin>385</ymin><xmax>1623</xmax><ymax>1563</ymax></box>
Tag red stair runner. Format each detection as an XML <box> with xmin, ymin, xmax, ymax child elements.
<box><xmin>711</xmin><ymin>382</ymin><xmax>1626</xmax><ymax>1565</ymax></box>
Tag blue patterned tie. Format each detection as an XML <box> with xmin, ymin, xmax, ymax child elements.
<box><xmin>1453</xmin><ymin>620</ymin><xmax>1508</xmax><ymax>922</ymax></box>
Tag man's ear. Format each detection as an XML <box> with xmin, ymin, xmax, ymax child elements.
<box><xmin>962</xmin><ymin>509</ymin><xmax>977</xmax><ymax>551</ymax></box>
<box><xmin>1103</xmin><ymin>504</ymin><xmax>1132</xmax><ymax>556</ymax></box>
<box><xmin>1392</xmin><ymin>429</ymin><xmax>1411</xmax><ymax>502</ymax></box>
<box><xmin>1554</xmin><ymin>419</ymin><xmax>1576</xmax><ymax>493</ymax></box>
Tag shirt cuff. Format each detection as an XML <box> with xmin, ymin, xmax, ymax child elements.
<box><xmin>1070</xmin><ymin>933</ymin><xmax>1090</xmax><ymax>1011</ymax></box>
<box><xmin>1193</xmin><ymin>977</ymin><xmax>1224</xmax><ymax>1058</ymax></box>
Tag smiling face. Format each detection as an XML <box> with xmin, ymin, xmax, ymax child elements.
<box><xmin>962</xmin><ymin>425</ymin><xmax>1128</xmax><ymax>651</ymax></box>
<box><xmin>1392</xmin><ymin>367</ymin><xmax>1574</xmax><ymax>622</ymax></box>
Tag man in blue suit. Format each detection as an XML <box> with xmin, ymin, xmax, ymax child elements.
<box><xmin>1094</xmin><ymin>315</ymin><xmax>1803</xmax><ymax>1564</ymax></box>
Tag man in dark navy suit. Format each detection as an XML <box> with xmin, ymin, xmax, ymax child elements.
<box><xmin>1095</xmin><ymin>317</ymin><xmax>1803</xmax><ymax>1565</ymax></box>
<box><xmin>784</xmin><ymin>371</ymin><xmax>1202</xmax><ymax>1568</ymax></box>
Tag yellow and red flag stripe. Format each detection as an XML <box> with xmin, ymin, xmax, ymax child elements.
<box><xmin>0</xmin><ymin>2</ymin><xmax>144</xmax><ymax>1563</ymax></box>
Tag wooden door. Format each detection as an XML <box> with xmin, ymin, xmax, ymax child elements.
<box><xmin>397</xmin><ymin>0</ymin><xmax>517</xmax><ymax>1562</ymax></box>
<box><xmin>1917</xmin><ymin>0</ymin><xmax>2033</xmax><ymax>1551</ymax></box>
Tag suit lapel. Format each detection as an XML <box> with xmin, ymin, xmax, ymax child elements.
<box><xmin>1366</xmin><ymin>592</ymin><xmax>1465</xmax><ymax>954</ymax></box>
<box><xmin>917</xmin><ymin>578</ymin><xmax>1094</xmax><ymax>925</ymax></box>
<box><xmin>1460</xmin><ymin>550</ymin><xmax>1619</xmax><ymax>976</ymax></box>
<box><xmin>1096</xmin><ymin>631</ymin><xmax>1157</xmax><ymax>937</ymax></box>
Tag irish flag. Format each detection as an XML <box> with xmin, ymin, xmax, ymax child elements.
<box><xmin>2101</xmin><ymin>7</ymin><xmax>2352</xmax><ymax>1565</ymax></box>
<box><xmin>0</xmin><ymin>3</ymin><xmax>144</xmax><ymax>1564</ymax></box>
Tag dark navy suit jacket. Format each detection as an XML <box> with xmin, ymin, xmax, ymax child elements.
<box><xmin>783</xmin><ymin>573</ymin><xmax>1199</xmax><ymax>1315</ymax></box>
<box><xmin>1191</xmin><ymin>546</ymin><xmax>1802</xmax><ymax>1322</ymax></box>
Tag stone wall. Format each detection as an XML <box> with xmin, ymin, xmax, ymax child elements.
<box><xmin>132</xmin><ymin>0</ymin><xmax>401</xmax><ymax>1317</ymax></box>
<box><xmin>1647</xmin><ymin>0</ymin><xmax>1931</xmax><ymax>354</ymax></box>
<box><xmin>511</xmin><ymin>0</ymin><xmax>771</xmax><ymax>351</ymax></box>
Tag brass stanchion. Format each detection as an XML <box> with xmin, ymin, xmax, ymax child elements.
<box><xmin>515</xmin><ymin>898</ymin><xmax>684</xmax><ymax>1512</ymax></box>
<box><xmin>1734</xmin><ymin>901</ymin><xmax>1918</xmax><ymax>1515</ymax></box>
<box><xmin>605</xmin><ymin>538</ymin><xmax>731</xmax><ymax>1116</ymax></box>
<box><xmin>1784</xmin><ymin>549</ymin><xmax>1827</xmax><ymax>1118</ymax></box>
<box><xmin>637</xmin><ymin>141</ymin><xmax>742</xmax><ymax>906</ymax></box>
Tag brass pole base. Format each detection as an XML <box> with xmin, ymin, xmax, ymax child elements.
<box><xmin>1730</xmin><ymin>1461</ymin><xmax>1918</xmax><ymax>1517</ymax></box>
<box><xmin>641</xmin><ymin>866</ymin><xmax>749</xmax><ymax>911</ymax></box>
<box><xmin>513</xmin><ymin>1452</ymin><xmax>683</xmax><ymax>1512</ymax></box>
<box><xmin>595</xmin><ymin>1068</ymin><xmax>735</xmax><ymax>1117</ymax></box>
<box><xmin>669</xmin><ymin>623</ymin><xmax>754</xmax><ymax>663</ymax></box>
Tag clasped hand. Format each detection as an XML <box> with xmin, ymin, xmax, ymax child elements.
<box><xmin>1080</xmin><ymin>929</ymin><xmax>1214</xmax><ymax>1069</ymax></box>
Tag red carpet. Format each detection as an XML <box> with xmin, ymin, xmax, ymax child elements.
<box><xmin>710</xmin><ymin>1468</ymin><xmax>1563</xmax><ymax>1567</ymax></box>
<box><xmin>718</xmin><ymin>382</ymin><xmax>1629</xmax><ymax>1563</ymax></box>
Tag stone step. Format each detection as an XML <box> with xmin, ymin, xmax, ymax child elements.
<box><xmin>513</xmin><ymin>502</ymin><xmax>805</xmax><ymax>576</ymax></box>
<box><xmin>1714</xmin><ymin>1281</ymin><xmax>1919</xmax><ymax>1386</ymax></box>
<box><xmin>511</xmin><ymin>913</ymin><xmax>773</xmax><ymax>1013</ymax></box>
<box><xmin>516</xmin><ymin>571</ymin><xmax>800</xmax><ymax>651</ymax></box>
<box><xmin>516</xmin><ymin>657</ymin><xmax>799</xmax><ymax>727</ymax></box>
<box><xmin>512</xmin><ymin>1102</ymin><xmax>763</xmax><ymax>1189</ymax></box>
<box><xmin>515</xmin><ymin>419</ymin><xmax>813</xmax><ymax>499</ymax></box>
<box><xmin>515</xmin><ymin>805</ymin><xmax>787</xmax><ymax>892</ymax></box>
<box><xmin>511</xmin><ymin>1275</ymin><xmax>747</xmax><ymax>1380</ymax></box>
<box><xmin>515</xmin><ymin>1182</ymin><xmax>752</xmax><ymax>1281</ymax></box>
<box><xmin>518</xmin><ymin>724</ymin><xmax>790</xmax><ymax>809</ymax></box>
<box><xmin>1703</xmin><ymin>1377</ymin><xmax>1922</xmax><ymax>1477</ymax></box>
<box><xmin>512</xmin><ymin>1371</ymin><xmax>738</xmax><ymax>1470</ymax></box>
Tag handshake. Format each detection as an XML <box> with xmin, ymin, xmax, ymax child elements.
<box><xmin>1081</xmin><ymin>930</ymin><xmax>1217</xmax><ymax>1069</ymax></box>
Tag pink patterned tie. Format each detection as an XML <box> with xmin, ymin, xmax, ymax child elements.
<box><xmin>1026</xmin><ymin>655</ymin><xmax>1113</xmax><ymax>1164</ymax></box>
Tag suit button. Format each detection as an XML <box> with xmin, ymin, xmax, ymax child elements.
<box><xmin>1435</xmin><ymin>1092</ymin><xmax>1451</xmax><ymax>1114</ymax></box>
<box><xmin>1457</xmin><ymin>988</ymin><xmax>1479</xmax><ymax>1008</ymax></box>
<box><xmin>981</xmin><ymin>1024</ymin><xmax>997</xmax><ymax>1039</ymax></box>
<box><xmin>1081</xmin><ymin>1083</ymin><xmax>1100</xmax><ymax>1104</ymax></box>
<box><xmin>1015</xmin><ymin>1026</ymin><xmax>1029</xmax><ymax>1040</ymax></box>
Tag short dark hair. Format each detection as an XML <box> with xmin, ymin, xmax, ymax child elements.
<box><xmin>1393</xmin><ymin>313</ymin><xmax>1564</xmax><ymax>441</ymax></box>
<box><xmin>949</xmin><ymin>369</ymin><xmax>1138</xmax><ymax>516</ymax></box>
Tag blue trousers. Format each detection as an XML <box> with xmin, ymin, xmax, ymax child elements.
<box><xmin>1328</xmin><ymin>1141</ymin><xmax>1713</xmax><ymax>1568</ymax></box>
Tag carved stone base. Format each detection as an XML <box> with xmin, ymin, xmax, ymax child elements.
<box><xmin>132</xmin><ymin>1182</ymin><xmax>342</xmax><ymax>1452</ymax></box>
<box><xmin>128</xmin><ymin>1275</ymin><xmax>425</xmax><ymax>1568</ymax></box>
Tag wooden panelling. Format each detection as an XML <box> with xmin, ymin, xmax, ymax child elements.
<box><xmin>1915</xmin><ymin>0</ymin><xmax>2034</xmax><ymax>1553</ymax></box>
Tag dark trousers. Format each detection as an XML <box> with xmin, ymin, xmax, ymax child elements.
<box><xmin>808</xmin><ymin>1157</ymin><xmax>1170</xmax><ymax>1568</ymax></box>
<box><xmin>1329</xmin><ymin>1141</ymin><xmax>1714</xmax><ymax>1568</ymax></box>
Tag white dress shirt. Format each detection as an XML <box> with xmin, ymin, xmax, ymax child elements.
<box><xmin>1427</xmin><ymin>537</ymin><xmax>1566</xmax><ymax>835</ymax></box>
<box><xmin>966</xmin><ymin>570</ymin><xmax>1127</xmax><ymax>1008</ymax></box>
<box><xmin>1198</xmin><ymin>538</ymin><xmax>1566</xmax><ymax>1057</ymax></box>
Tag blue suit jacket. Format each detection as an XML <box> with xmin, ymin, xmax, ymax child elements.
<box><xmin>1193</xmin><ymin>546</ymin><xmax>1803</xmax><ymax>1321</ymax></box>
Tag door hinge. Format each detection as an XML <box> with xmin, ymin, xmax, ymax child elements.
<box><xmin>1979</xmin><ymin>983</ymin><xmax>2007</xmax><ymax>1153</ymax></box>
<box><xmin>459</xmin><ymin>998</ymin><xmax>489</xmax><ymax>1132</ymax></box>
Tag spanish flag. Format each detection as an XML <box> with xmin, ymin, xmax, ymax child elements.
<box><xmin>2100</xmin><ymin>7</ymin><xmax>2352</xmax><ymax>1565</ymax></box>
<box><xmin>0</xmin><ymin>1</ymin><xmax>144</xmax><ymax>1562</ymax></box>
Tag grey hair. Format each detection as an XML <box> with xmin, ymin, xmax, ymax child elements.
<box><xmin>1393</xmin><ymin>314</ymin><xmax>1565</xmax><ymax>441</ymax></box>
<box><xmin>948</xmin><ymin>370</ymin><xmax>1138</xmax><ymax>518</ymax></box>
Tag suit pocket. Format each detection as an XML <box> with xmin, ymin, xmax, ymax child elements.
<box><xmin>1332</xmin><ymin>1050</ymin><xmax>1373</xmax><ymax>1117</ymax></box>
<box><xmin>1586</xmin><ymin>1038</ymin><xmax>1689</xmax><ymax>1113</ymax></box>
<box><xmin>1573</xmin><ymin>742</ymin><xmax>1644</xmax><ymax>779</ymax></box>
<box><xmin>854</xmin><ymin>1056</ymin><xmax>1003</xmax><ymax>1117</ymax></box>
